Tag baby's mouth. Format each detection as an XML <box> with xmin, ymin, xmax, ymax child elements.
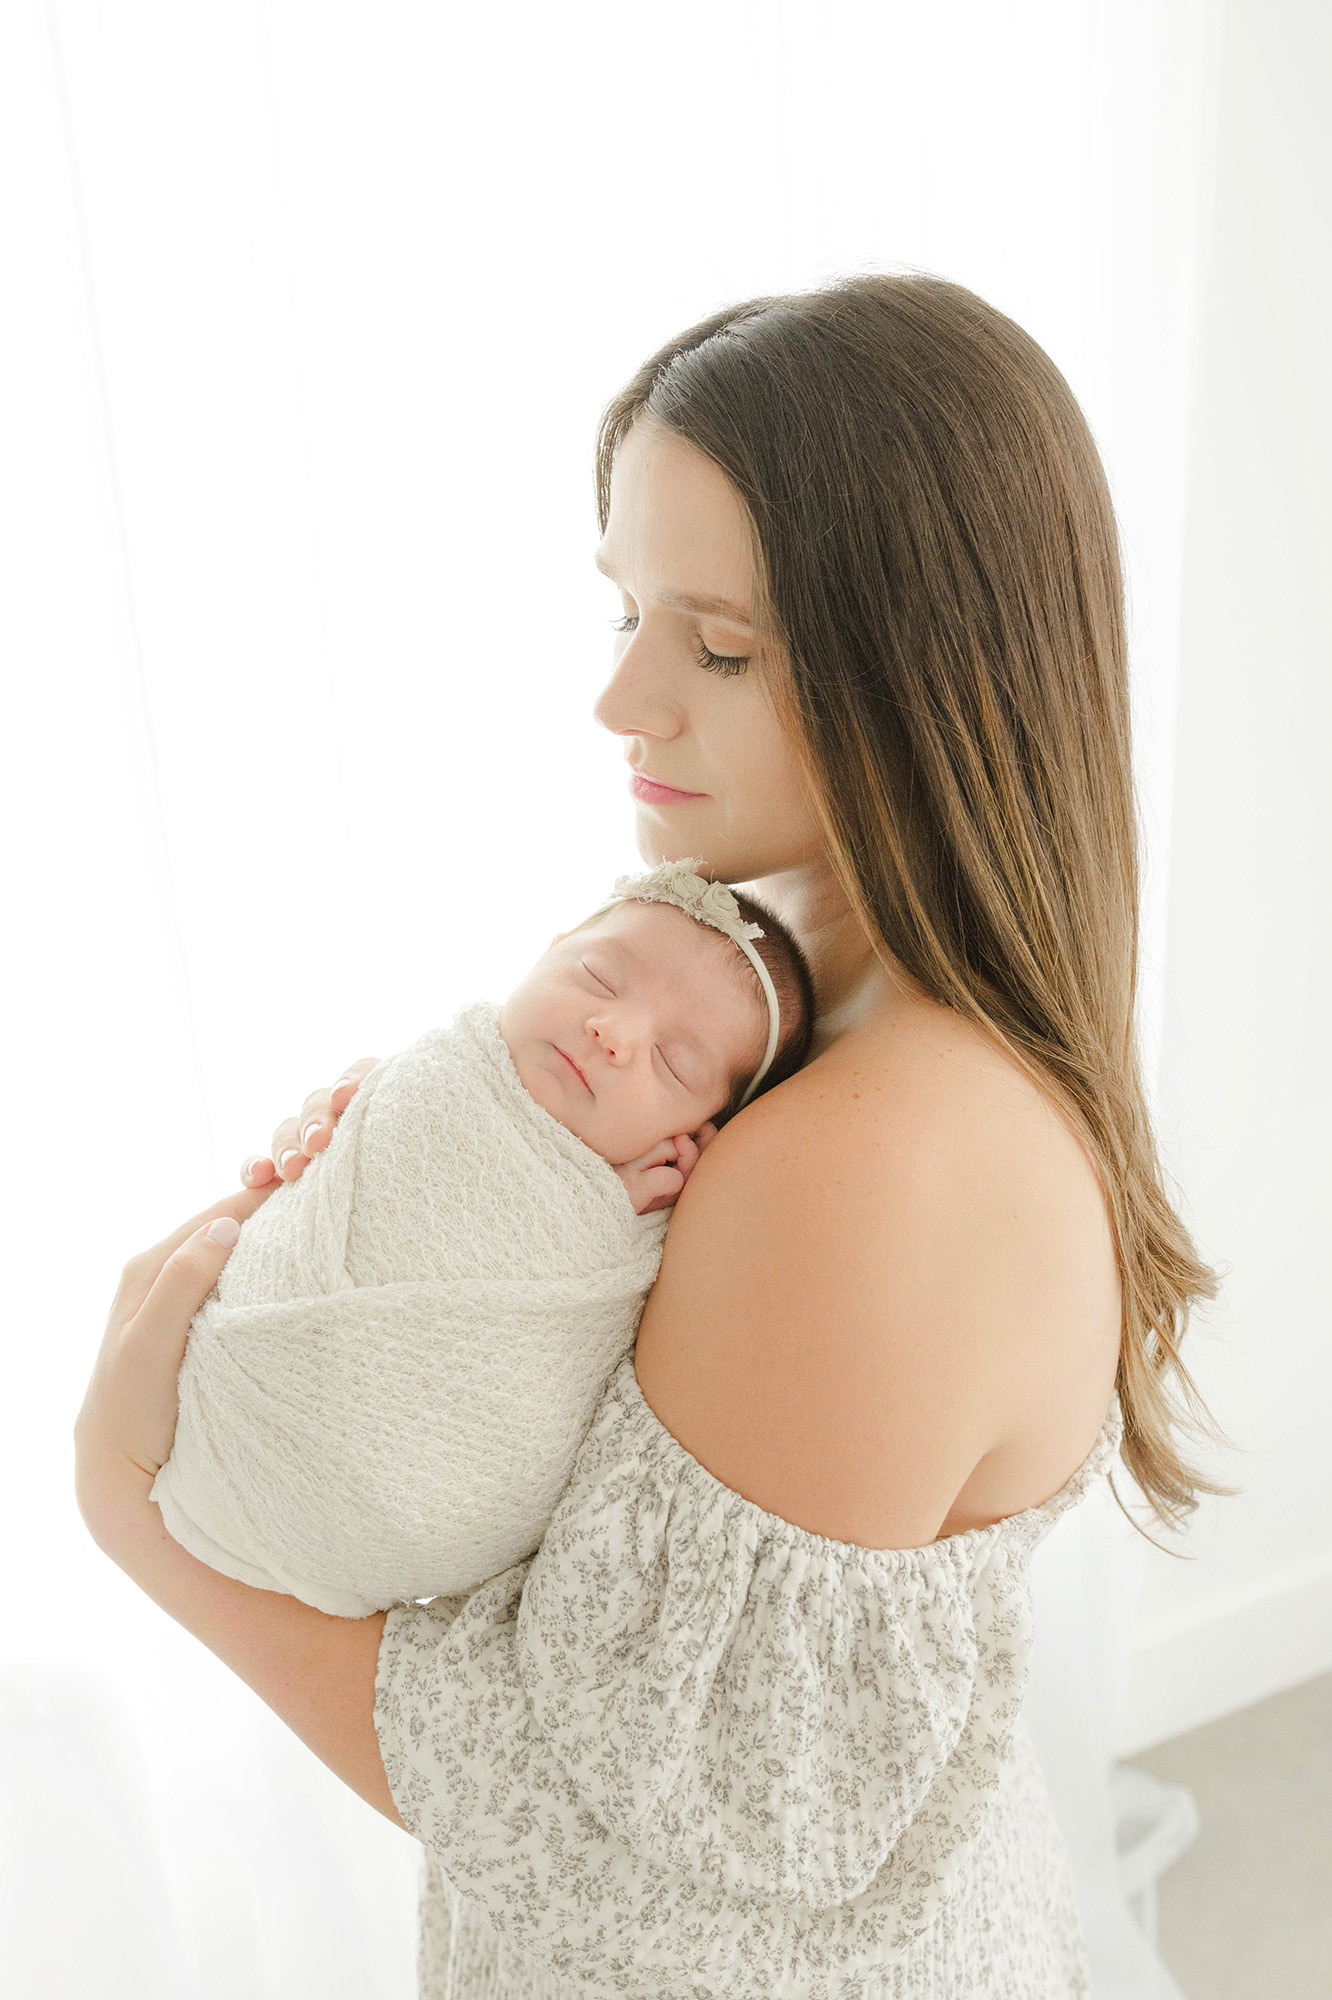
<box><xmin>555</xmin><ymin>1045</ymin><xmax>592</xmax><ymax>1093</ymax></box>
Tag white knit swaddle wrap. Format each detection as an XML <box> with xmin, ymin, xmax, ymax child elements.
<box><xmin>149</xmin><ymin>1000</ymin><xmax>671</xmax><ymax>1618</ymax></box>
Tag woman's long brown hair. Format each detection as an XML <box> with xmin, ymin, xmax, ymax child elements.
<box><xmin>596</xmin><ymin>272</ymin><xmax>1229</xmax><ymax>1537</ymax></box>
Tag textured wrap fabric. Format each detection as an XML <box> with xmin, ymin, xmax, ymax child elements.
<box><xmin>374</xmin><ymin>1353</ymin><xmax>1123</xmax><ymax>1999</ymax></box>
<box><xmin>150</xmin><ymin>1001</ymin><xmax>669</xmax><ymax>1617</ymax></box>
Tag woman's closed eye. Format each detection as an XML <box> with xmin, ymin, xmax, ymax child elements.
<box><xmin>609</xmin><ymin>613</ymin><xmax>748</xmax><ymax>678</ymax></box>
<box><xmin>693</xmin><ymin>639</ymin><xmax>748</xmax><ymax>677</ymax></box>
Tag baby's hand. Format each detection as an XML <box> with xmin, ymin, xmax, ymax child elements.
<box><xmin>613</xmin><ymin>1124</ymin><xmax>718</xmax><ymax>1216</ymax></box>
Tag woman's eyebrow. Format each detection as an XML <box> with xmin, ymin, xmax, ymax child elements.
<box><xmin>661</xmin><ymin>590</ymin><xmax>752</xmax><ymax>628</ymax></box>
<box><xmin>594</xmin><ymin>551</ymin><xmax>751</xmax><ymax>628</ymax></box>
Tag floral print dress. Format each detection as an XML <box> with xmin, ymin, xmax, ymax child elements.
<box><xmin>374</xmin><ymin>1351</ymin><xmax>1122</xmax><ymax>1998</ymax></box>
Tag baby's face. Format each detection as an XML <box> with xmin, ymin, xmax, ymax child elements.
<box><xmin>498</xmin><ymin>900</ymin><xmax>764</xmax><ymax>1165</ymax></box>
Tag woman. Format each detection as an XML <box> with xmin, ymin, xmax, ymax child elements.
<box><xmin>75</xmin><ymin>273</ymin><xmax>1220</xmax><ymax>1996</ymax></box>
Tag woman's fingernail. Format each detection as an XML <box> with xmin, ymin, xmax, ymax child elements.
<box><xmin>241</xmin><ymin>1156</ymin><xmax>261</xmax><ymax>1181</ymax></box>
<box><xmin>301</xmin><ymin>1121</ymin><xmax>322</xmax><ymax>1148</ymax></box>
<box><xmin>332</xmin><ymin>1077</ymin><xmax>354</xmax><ymax>1094</ymax></box>
<box><xmin>205</xmin><ymin>1216</ymin><xmax>241</xmax><ymax>1247</ymax></box>
<box><xmin>278</xmin><ymin>1149</ymin><xmax>300</xmax><ymax>1171</ymax></box>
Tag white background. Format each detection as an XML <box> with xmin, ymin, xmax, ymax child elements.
<box><xmin>2</xmin><ymin>0</ymin><xmax>1327</xmax><ymax>1993</ymax></box>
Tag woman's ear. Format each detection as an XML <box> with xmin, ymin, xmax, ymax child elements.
<box><xmin>550</xmin><ymin>930</ymin><xmax>569</xmax><ymax>947</ymax></box>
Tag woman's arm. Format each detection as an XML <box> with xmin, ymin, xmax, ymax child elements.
<box><xmin>73</xmin><ymin>1190</ymin><xmax>406</xmax><ymax>1828</ymax></box>
<box><xmin>76</xmin><ymin>1002</ymin><xmax>1115</xmax><ymax>1833</ymax></box>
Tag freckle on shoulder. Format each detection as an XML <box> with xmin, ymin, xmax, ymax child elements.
<box><xmin>794</xmin><ymin>995</ymin><xmax>1029</xmax><ymax>1109</ymax></box>
<box><xmin>765</xmin><ymin>992</ymin><xmax>1092</xmax><ymax>1194</ymax></box>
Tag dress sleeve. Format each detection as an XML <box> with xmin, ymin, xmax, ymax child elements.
<box><xmin>373</xmin><ymin>1353</ymin><xmax>1107</xmax><ymax>1998</ymax></box>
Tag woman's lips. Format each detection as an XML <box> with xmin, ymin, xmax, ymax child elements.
<box><xmin>629</xmin><ymin>770</ymin><xmax>705</xmax><ymax>806</ymax></box>
<box><xmin>555</xmin><ymin>1045</ymin><xmax>592</xmax><ymax>1091</ymax></box>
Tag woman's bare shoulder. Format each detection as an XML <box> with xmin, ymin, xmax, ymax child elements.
<box><xmin>633</xmin><ymin>994</ymin><xmax>1122</xmax><ymax>1548</ymax></box>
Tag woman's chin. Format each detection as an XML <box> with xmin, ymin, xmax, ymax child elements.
<box><xmin>633</xmin><ymin>821</ymin><xmax>764</xmax><ymax>886</ymax></box>
<box><xmin>634</xmin><ymin>814</ymin><xmax>717</xmax><ymax>872</ymax></box>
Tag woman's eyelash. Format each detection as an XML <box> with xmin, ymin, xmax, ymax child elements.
<box><xmin>609</xmin><ymin>614</ymin><xmax>749</xmax><ymax>678</ymax></box>
<box><xmin>694</xmin><ymin>640</ymin><xmax>749</xmax><ymax>677</ymax></box>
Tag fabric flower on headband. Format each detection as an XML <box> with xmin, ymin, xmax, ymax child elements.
<box><xmin>607</xmin><ymin>857</ymin><xmax>766</xmax><ymax>945</ymax></box>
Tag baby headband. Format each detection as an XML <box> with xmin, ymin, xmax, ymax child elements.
<box><xmin>590</xmin><ymin>856</ymin><xmax>780</xmax><ymax>1111</ymax></box>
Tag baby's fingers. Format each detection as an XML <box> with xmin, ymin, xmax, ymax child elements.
<box><xmin>636</xmin><ymin>1164</ymin><xmax>686</xmax><ymax>1215</ymax></box>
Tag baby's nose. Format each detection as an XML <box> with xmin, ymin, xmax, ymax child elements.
<box><xmin>590</xmin><ymin>1015</ymin><xmax>635</xmax><ymax>1064</ymax></box>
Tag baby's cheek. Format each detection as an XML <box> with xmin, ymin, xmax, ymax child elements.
<box><xmin>565</xmin><ymin>1099</ymin><xmax>636</xmax><ymax>1168</ymax></box>
<box><xmin>608</xmin><ymin>1098</ymin><xmax>676</xmax><ymax>1170</ymax></box>
<box><xmin>510</xmin><ymin>1043</ymin><xmax>597</xmax><ymax>1150</ymax></box>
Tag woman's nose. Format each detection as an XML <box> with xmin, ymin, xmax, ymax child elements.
<box><xmin>592</xmin><ymin>632</ymin><xmax>681</xmax><ymax>740</ymax></box>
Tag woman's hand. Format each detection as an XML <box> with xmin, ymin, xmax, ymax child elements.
<box><xmin>74</xmin><ymin>1186</ymin><xmax>275</xmax><ymax>1550</ymax></box>
<box><xmin>239</xmin><ymin>1055</ymin><xmax>384</xmax><ymax>1188</ymax></box>
<box><xmin>72</xmin><ymin>1181</ymin><xmax>404</xmax><ymax>1826</ymax></box>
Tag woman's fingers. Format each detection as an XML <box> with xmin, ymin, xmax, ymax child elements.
<box><xmin>295</xmin><ymin>1087</ymin><xmax>334</xmax><ymax>1158</ymax></box>
<box><xmin>242</xmin><ymin>1056</ymin><xmax>384</xmax><ymax>1186</ymax></box>
<box><xmin>267</xmin><ymin>1114</ymin><xmax>307</xmax><ymax>1181</ymax></box>
<box><xmin>78</xmin><ymin>1213</ymin><xmax>249</xmax><ymax>1509</ymax></box>
<box><xmin>138</xmin><ymin>1213</ymin><xmax>240</xmax><ymax>1322</ymax></box>
<box><xmin>115</xmin><ymin>1186</ymin><xmax>275</xmax><ymax>1322</ymax></box>
<box><xmin>330</xmin><ymin>1057</ymin><xmax>382</xmax><ymax>1112</ymax></box>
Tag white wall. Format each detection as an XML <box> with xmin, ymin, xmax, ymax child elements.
<box><xmin>1116</xmin><ymin>0</ymin><xmax>1332</xmax><ymax>1756</ymax></box>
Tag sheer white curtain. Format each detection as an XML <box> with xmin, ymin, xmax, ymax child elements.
<box><xmin>2</xmin><ymin>3</ymin><xmax>1223</xmax><ymax>1993</ymax></box>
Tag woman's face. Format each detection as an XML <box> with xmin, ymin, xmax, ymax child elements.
<box><xmin>592</xmin><ymin>414</ymin><xmax>824</xmax><ymax>885</ymax></box>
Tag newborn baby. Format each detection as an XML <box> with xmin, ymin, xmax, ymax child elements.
<box><xmin>150</xmin><ymin>859</ymin><xmax>814</xmax><ymax>1617</ymax></box>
